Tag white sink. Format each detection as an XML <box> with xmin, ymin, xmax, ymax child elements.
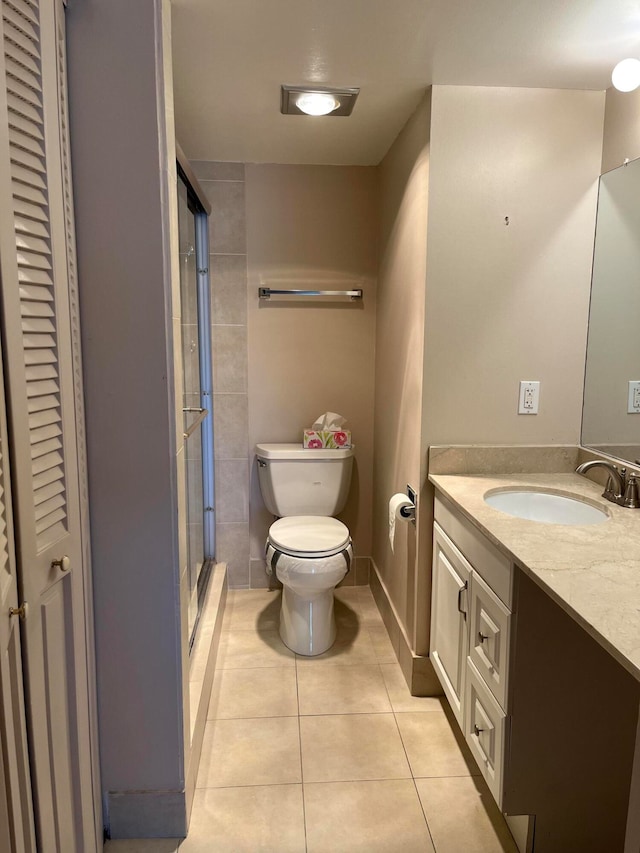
<box><xmin>484</xmin><ymin>490</ymin><xmax>609</xmax><ymax>525</ymax></box>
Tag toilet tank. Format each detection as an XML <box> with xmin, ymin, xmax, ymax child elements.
<box><xmin>256</xmin><ymin>443</ymin><xmax>354</xmax><ymax>517</ymax></box>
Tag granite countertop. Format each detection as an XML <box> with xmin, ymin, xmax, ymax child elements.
<box><xmin>429</xmin><ymin>471</ymin><xmax>640</xmax><ymax>681</ymax></box>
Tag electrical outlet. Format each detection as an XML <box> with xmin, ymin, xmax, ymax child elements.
<box><xmin>518</xmin><ymin>381</ymin><xmax>540</xmax><ymax>415</ymax></box>
<box><xmin>628</xmin><ymin>381</ymin><xmax>640</xmax><ymax>413</ymax></box>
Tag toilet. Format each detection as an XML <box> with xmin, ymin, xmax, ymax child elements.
<box><xmin>256</xmin><ymin>443</ymin><xmax>354</xmax><ymax>655</ymax></box>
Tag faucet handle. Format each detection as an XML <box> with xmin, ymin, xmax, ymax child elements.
<box><xmin>622</xmin><ymin>473</ymin><xmax>640</xmax><ymax>509</ymax></box>
<box><xmin>603</xmin><ymin>466</ymin><xmax>620</xmax><ymax>502</ymax></box>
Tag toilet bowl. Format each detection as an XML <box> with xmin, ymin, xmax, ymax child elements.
<box><xmin>256</xmin><ymin>442</ymin><xmax>355</xmax><ymax>656</ymax></box>
<box><xmin>266</xmin><ymin>516</ymin><xmax>352</xmax><ymax>655</ymax></box>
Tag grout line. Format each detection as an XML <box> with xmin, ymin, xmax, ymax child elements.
<box><xmin>294</xmin><ymin>645</ymin><xmax>309</xmax><ymax>852</ymax></box>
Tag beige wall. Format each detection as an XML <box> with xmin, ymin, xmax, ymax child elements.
<box><xmin>424</xmin><ymin>86</ymin><xmax>604</xmax><ymax>447</ymax></box>
<box><xmin>601</xmin><ymin>87</ymin><xmax>640</xmax><ymax>174</ymax></box>
<box><xmin>373</xmin><ymin>86</ymin><xmax>605</xmax><ymax>663</ymax></box>
<box><xmin>246</xmin><ymin>165</ymin><xmax>378</xmax><ymax>584</ymax></box>
<box><xmin>373</xmin><ymin>92</ymin><xmax>432</xmax><ymax>650</ymax></box>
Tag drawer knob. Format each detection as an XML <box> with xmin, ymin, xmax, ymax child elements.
<box><xmin>473</xmin><ymin>724</ymin><xmax>484</xmax><ymax>736</ymax></box>
<box><xmin>478</xmin><ymin>631</ymin><xmax>489</xmax><ymax>643</ymax></box>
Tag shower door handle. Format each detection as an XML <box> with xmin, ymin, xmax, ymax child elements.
<box><xmin>183</xmin><ymin>407</ymin><xmax>208</xmax><ymax>440</ymax></box>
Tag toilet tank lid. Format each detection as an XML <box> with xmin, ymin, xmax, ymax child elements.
<box><xmin>256</xmin><ymin>443</ymin><xmax>354</xmax><ymax>460</ymax></box>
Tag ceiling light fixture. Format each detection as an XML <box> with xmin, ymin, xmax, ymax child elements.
<box><xmin>280</xmin><ymin>85</ymin><xmax>359</xmax><ymax>117</ymax></box>
<box><xmin>612</xmin><ymin>58</ymin><xmax>640</xmax><ymax>92</ymax></box>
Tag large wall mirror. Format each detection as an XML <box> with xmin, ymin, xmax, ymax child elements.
<box><xmin>582</xmin><ymin>157</ymin><xmax>640</xmax><ymax>466</ymax></box>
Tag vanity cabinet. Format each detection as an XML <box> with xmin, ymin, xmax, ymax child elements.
<box><xmin>431</xmin><ymin>495</ymin><xmax>514</xmax><ymax>809</ymax></box>
<box><xmin>430</xmin><ymin>486</ymin><xmax>640</xmax><ymax>852</ymax></box>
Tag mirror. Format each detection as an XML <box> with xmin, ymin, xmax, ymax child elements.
<box><xmin>582</xmin><ymin>157</ymin><xmax>640</xmax><ymax>466</ymax></box>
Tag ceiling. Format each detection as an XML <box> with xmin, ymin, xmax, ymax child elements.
<box><xmin>171</xmin><ymin>0</ymin><xmax>640</xmax><ymax>166</ymax></box>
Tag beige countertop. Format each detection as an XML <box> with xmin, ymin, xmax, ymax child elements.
<box><xmin>429</xmin><ymin>471</ymin><xmax>640</xmax><ymax>681</ymax></box>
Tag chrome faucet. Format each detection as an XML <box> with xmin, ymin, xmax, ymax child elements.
<box><xmin>575</xmin><ymin>460</ymin><xmax>640</xmax><ymax>507</ymax></box>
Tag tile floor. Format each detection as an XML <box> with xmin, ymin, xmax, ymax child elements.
<box><xmin>105</xmin><ymin>587</ymin><xmax>519</xmax><ymax>853</ymax></box>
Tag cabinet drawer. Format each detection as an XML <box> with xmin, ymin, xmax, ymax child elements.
<box><xmin>464</xmin><ymin>658</ymin><xmax>507</xmax><ymax>808</ymax></box>
<box><xmin>435</xmin><ymin>494</ymin><xmax>512</xmax><ymax>607</ymax></box>
<box><xmin>469</xmin><ymin>571</ymin><xmax>511</xmax><ymax>710</ymax></box>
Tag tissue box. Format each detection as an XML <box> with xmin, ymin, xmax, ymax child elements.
<box><xmin>303</xmin><ymin>429</ymin><xmax>352</xmax><ymax>449</ymax></box>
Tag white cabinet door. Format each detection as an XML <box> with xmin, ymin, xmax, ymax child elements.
<box><xmin>0</xmin><ymin>1</ymin><xmax>97</xmax><ymax>849</ymax></box>
<box><xmin>430</xmin><ymin>523</ymin><xmax>471</xmax><ymax>726</ymax></box>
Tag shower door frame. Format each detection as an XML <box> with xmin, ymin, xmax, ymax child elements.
<box><xmin>176</xmin><ymin>146</ymin><xmax>215</xmax><ymax>642</ymax></box>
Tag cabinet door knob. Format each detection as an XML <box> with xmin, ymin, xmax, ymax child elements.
<box><xmin>473</xmin><ymin>724</ymin><xmax>483</xmax><ymax>737</ymax></box>
<box><xmin>478</xmin><ymin>631</ymin><xmax>489</xmax><ymax>643</ymax></box>
<box><xmin>51</xmin><ymin>555</ymin><xmax>71</xmax><ymax>572</ymax></box>
<box><xmin>9</xmin><ymin>602</ymin><xmax>28</xmax><ymax>621</ymax></box>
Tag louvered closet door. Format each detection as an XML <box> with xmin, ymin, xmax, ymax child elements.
<box><xmin>0</xmin><ymin>1</ymin><xmax>97</xmax><ymax>850</ymax></box>
<box><xmin>0</xmin><ymin>342</ymin><xmax>36</xmax><ymax>852</ymax></box>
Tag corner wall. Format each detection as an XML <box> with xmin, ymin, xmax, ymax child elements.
<box><xmin>67</xmin><ymin>0</ymin><xmax>188</xmax><ymax>837</ymax></box>
<box><xmin>601</xmin><ymin>87</ymin><xmax>640</xmax><ymax>173</ymax></box>
<box><xmin>373</xmin><ymin>92</ymin><xmax>432</xmax><ymax>670</ymax></box>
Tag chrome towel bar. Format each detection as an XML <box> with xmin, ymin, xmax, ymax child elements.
<box><xmin>258</xmin><ymin>287</ymin><xmax>363</xmax><ymax>300</ymax></box>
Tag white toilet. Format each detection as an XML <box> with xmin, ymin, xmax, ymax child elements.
<box><xmin>256</xmin><ymin>443</ymin><xmax>354</xmax><ymax>655</ymax></box>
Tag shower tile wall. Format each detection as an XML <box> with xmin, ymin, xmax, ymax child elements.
<box><xmin>193</xmin><ymin>161</ymin><xmax>250</xmax><ymax>588</ymax></box>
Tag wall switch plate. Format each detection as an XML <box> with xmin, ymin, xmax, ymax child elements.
<box><xmin>518</xmin><ymin>381</ymin><xmax>540</xmax><ymax>415</ymax></box>
<box><xmin>628</xmin><ymin>381</ymin><xmax>640</xmax><ymax>413</ymax></box>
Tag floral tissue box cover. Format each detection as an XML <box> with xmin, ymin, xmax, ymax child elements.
<box><xmin>303</xmin><ymin>429</ymin><xmax>352</xmax><ymax>449</ymax></box>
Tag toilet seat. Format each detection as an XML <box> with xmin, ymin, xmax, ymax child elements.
<box><xmin>268</xmin><ymin>516</ymin><xmax>350</xmax><ymax>558</ymax></box>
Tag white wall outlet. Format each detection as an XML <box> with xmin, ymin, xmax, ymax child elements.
<box><xmin>518</xmin><ymin>380</ymin><xmax>540</xmax><ymax>415</ymax></box>
<box><xmin>628</xmin><ymin>381</ymin><xmax>640</xmax><ymax>413</ymax></box>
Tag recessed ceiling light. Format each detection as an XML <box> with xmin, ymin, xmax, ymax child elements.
<box><xmin>612</xmin><ymin>58</ymin><xmax>640</xmax><ymax>92</ymax></box>
<box><xmin>280</xmin><ymin>85</ymin><xmax>359</xmax><ymax>117</ymax></box>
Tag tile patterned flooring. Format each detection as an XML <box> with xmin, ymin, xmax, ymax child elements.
<box><xmin>105</xmin><ymin>587</ymin><xmax>519</xmax><ymax>853</ymax></box>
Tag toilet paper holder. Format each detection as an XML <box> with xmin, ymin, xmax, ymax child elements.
<box><xmin>400</xmin><ymin>485</ymin><xmax>417</xmax><ymax>522</ymax></box>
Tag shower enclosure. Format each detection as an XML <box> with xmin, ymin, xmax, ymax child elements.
<box><xmin>177</xmin><ymin>157</ymin><xmax>215</xmax><ymax>643</ymax></box>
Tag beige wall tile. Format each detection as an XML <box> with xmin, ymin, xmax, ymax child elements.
<box><xmin>304</xmin><ymin>780</ymin><xmax>434</xmax><ymax>853</ymax></box>
<box><xmin>215</xmin><ymin>522</ymin><xmax>250</xmax><ymax>587</ymax></box>
<box><xmin>297</xmin><ymin>664</ymin><xmax>391</xmax><ymax>715</ymax></box>
<box><xmin>300</xmin><ymin>713</ymin><xmax>411</xmax><ymax>782</ymax></box>
<box><xmin>197</xmin><ymin>716</ymin><xmax>301</xmax><ymax>787</ymax></box>
<box><xmin>396</xmin><ymin>709</ymin><xmax>479</xmax><ymax>778</ymax></box>
<box><xmin>211</xmin><ymin>254</ymin><xmax>247</xmax><ymax>326</ymax></box>
<box><xmin>213</xmin><ymin>326</ymin><xmax>248</xmax><ymax>392</ymax></box>
<box><xmin>416</xmin><ymin>775</ymin><xmax>519</xmax><ymax>853</ymax></box>
<box><xmin>204</xmin><ymin>180</ymin><xmax>246</xmax><ymax>254</ymax></box>
<box><xmin>207</xmin><ymin>666</ymin><xmax>298</xmax><ymax>719</ymax></box>
<box><xmin>215</xmin><ymin>459</ymin><xmax>249</xmax><ymax>522</ymax></box>
<box><xmin>214</xmin><ymin>394</ymin><xmax>249</xmax><ymax>459</ymax></box>
<box><xmin>181</xmin><ymin>785</ymin><xmax>304</xmax><ymax>853</ymax></box>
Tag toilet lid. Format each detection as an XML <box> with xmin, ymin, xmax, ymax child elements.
<box><xmin>268</xmin><ymin>516</ymin><xmax>350</xmax><ymax>558</ymax></box>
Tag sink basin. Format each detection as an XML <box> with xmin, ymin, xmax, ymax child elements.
<box><xmin>484</xmin><ymin>490</ymin><xmax>608</xmax><ymax>525</ymax></box>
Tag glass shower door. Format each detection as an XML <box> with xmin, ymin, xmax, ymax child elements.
<box><xmin>177</xmin><ymin>175</ymin><xmax>214</xmax><ymax>640</ymax></box>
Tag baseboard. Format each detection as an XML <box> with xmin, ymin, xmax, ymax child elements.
<box><xmin>369</xmin><ymin>558</ymin><xmax>442</xmax><ymax>697</ymax></box>
<box><xmin>107</xmin><ymin>789</ymin><xmax>186</xmax><ymax>839</ymax></box>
